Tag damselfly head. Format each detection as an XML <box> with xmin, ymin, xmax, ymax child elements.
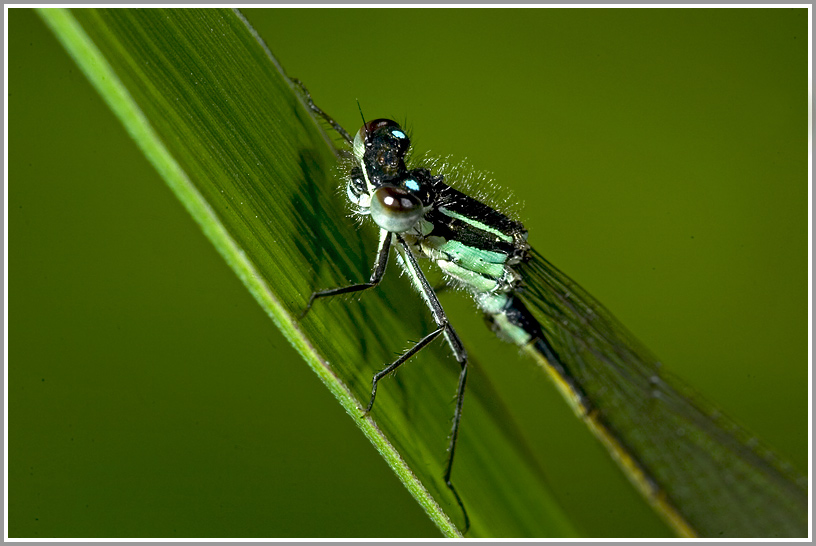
<box><xmin>353</xmin><ymin>118</ymin><xmax>411</xmax><ymax>180</ymax></box>
<box><xmin>346</xmin><ymin>117</ymin><xmax>437</xmax><ymax>231</ymax></box>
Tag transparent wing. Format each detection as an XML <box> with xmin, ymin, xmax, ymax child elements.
<box><xmin>517</xmin><ymin>249</ymin><xmax>807</xmax><ymax>537</ymax></box>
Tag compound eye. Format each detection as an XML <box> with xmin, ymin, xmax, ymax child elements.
<box><xmin>369</xmin><ymin>185</ymin><xmax>423</xmax><ymax>233</ymax></box>
<box><xmin>358</xmin><ymin>119</ymin><xmax>396</xmax><ymax>142</ymax></box>
<box><xmin>357</xmin><ymin>119</ymin><xmax>409</xmax><ymax>145</ymax></box>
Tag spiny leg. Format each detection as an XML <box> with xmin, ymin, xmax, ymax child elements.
<box><xmin>304</xmin><ymin>225</ymin><xmax>471</xmax><ymax>531</ymax></box>
<box><xmin>361</xmin><ymin>317</ymin><xmax>470</xmax><ymax>534</ymax></box>
<box><xmin>444</xmin><ymin>359</ymin><xmax>469</xmax><ymax>534</ymax></box>
<box><xmin>291</xmin><ymin>78</ymin><xmax>353</xmax><ymax>145</ymax></box>
<box><xmin>365</xmin><ymin>324</ymin><xmax>447</xmax><ymax>412</ymax></box>
<box><xmin>301</xmin><ymin>229</ymin><xmax>391</xmax><ymax>318</ymax></box>
<box><xmin>363</xmin><ymin>321</ymin><xmax>470</xmax><ymax>534</ymax></box>
<box><xmin>394</xmin><ymin>234</ymin><xmax>470</xmax><ymax>533</ymax></box>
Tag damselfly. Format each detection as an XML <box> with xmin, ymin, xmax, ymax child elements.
<box><xmin>298</xmin><ymin>86</ymin><xmax>807</xmax><ymax>537</ymax></box>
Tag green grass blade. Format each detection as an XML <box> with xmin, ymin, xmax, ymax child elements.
<box><xmin>38</xmin><ymin>7</ymin><xmax>575</xmax><ymax>537</ymax></box>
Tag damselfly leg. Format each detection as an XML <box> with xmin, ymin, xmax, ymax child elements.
<box><xmin>394</xmin><ymin>234</ymin><xmax>470</xmax><ymax>532</ymax></box>
<box><xmin>301</xmin><ymin>229</ymin><xmax>391</xmax><ymax>317</ymax></box>
<box><xmin>292</xmin><ymin>78</ymin><xmax>353</xmax><ymax>145</ymax></box>
<box><xmin>302</xmin><ymin>227</ymin><xmax>471</xmax><ymax>532</ymax></box>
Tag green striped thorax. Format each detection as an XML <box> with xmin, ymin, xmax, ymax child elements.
<box><xmin>347</xmin><ymin>118</ymin><xmax>531</xmax><ymax>298</ymax></box>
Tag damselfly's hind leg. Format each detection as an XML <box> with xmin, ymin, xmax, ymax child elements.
<box><xmin>445</xmin><ymin>355</ymin><xmax>469</xmax><ymax>534</ymax></box>
<box><xmin>360</xmin><ymin>319</ymin><xmax>470</xmax><ymax>534</ymax></box>
<box><xmin>388</xmin><ymin>235</ymin><xmax>470</xmax><ymax>534</ymax></box>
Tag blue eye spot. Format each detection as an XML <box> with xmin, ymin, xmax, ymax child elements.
<box><xmin>404</xmin><ymin>179</ymin><xmax>420</xmax><ymax>192</ymax></box>
<box><xmin>391</xmin><ymin>129</ymin><xmax>406</xmax><ymax>139</ymax></box>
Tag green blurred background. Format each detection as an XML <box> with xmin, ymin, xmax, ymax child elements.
<box><xmin>10</xmin><ymin>8</ymin><xmax>806</xmax><ymax>538</ymax></box>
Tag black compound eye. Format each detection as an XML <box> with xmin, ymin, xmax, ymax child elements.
<box><xmin>357</xmin><ymin>119</ymin><xmax>410</xmax><ymax>151</ymax></box>
<box><xmin>358</xmin><ymin>118</ymin><xmax>399</xmax><ymax>142</ymax></box>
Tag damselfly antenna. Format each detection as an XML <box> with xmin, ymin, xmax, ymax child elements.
<box><xmin>356</xmin><ymin>99</ymin><xmax>367</xmax><ymax>139</ymax></box>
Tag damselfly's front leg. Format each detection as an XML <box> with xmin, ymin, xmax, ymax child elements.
<box><xmin>291</xmin><ymin>78</ymin><xmax>353</xmax><ymax>145</ymax></box>
<box><xmin>301</xmin><ymin>229</ymin><xmax>391</xmax><ymax>318</ymax></box>
<box><xmin>302</xmin><ymin>230</ymin><xmax>470</xmax><ymax>532</ymax></box>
